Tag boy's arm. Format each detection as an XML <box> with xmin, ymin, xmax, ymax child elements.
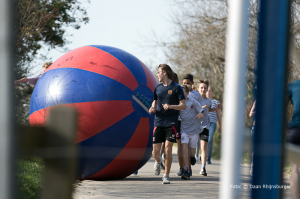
<box><xmin>194</xmin><ymin>99</ymin><xmax>204</xmax><ymax>114</ymax></box>
<box><xmin>149</xmin><ymin>100</ymin><xmax>157</xmax><ymax>113</ymax></box>
<box><xmin>14</xmin><ymin>77</ymin><xmax>28</xmax><ymax>85</ymax></box>
<box><xmin>163</xmin><ymin>99</ymin><xmax>187</xmax><ymax>111</ymax></box>
<box><xmin>209</xmin><ymin>103</ymin><xmax>221</xmax><ymax>112</ymax></box>
<box><xmin>194</xmin><ymin>99</ymin><xmax>204</xmax><ymax>118</ymax></box>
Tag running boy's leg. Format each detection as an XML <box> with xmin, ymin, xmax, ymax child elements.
<box><xmin>164</xmin><ymin>140</ymin><xmax>174</xmax><ymax>175</ymax></box>
<box><xmin>153</xmin><ymin>127</ymin><xmax>165</xmax><ymax>176</ymax></box>
<box><xmin>181</xmin><ymin>142</ymin><xmax>190</xmax><ymax>180</ymax></box>
<box><xmin>180</xmin><ymin>132</ymin><xmax>191</xmax><ymax>180</ymax></box>
<box><xmin>200</xmin><ymin>128</ymin><xmax>209</xmax><ymax>176</ymax></box>
<box><xmin>189</xmin><ymin>147</ymin><xmax>196</xmax><ymax>159</ymax></box>
<box><xmin>153</xmin><ymin>143</ymin><xmax>162</xmax><ymax>163</ymax></box>
<box><xmin>188</xmin><ymin>134</ymin><xmax>199</xmax><ymax>176</ymax></box>
<box><xmin>207</xmin><ymin>122</ymin><xmax>217</xmax><ymax>163</ymax></box>
<box><xmin>162</xmin><ymin>126</ymin><xmax>178</xmax><ymax>184</ymax></box>
<box><xmin>195</xmin><ymin>134</ymin><xmax>201</xmax><ymax>160</ymax></box>
<box><xmin>153</xmin><ymin>143</ymin><xmax>162</xmax><ymax>175</ymax></box>
<box><xmin>160</xmin><ymin>142</ymin><xmax>165</xmax><ymax>169</ymax></box>
<box><xmin>176</xmin><ymin>121</ymin><xmax>184</xmax><ymax>176</ymax></box>
<box><xmin>200</xmin><ymin>140</ymin><xmax>207</xmax><ymax>165</ymax></box>
<box><xmin>177</xmin><ymin>139</ymin><xmax>184</xmax><ymax>174</ymax></box>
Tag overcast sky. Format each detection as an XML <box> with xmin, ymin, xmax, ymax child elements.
<box><xmin>33</xmin><ymin>0</ymin><xmax>176</xmax><ymax>75</ymax></box>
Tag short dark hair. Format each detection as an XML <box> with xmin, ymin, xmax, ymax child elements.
<box><xmin>158</xmin><ymin>64</ymin><xmax>174</xmax><ymax>80</ymax></box>
<box><xmin>183</xmin><ymin>74</ymin><xmax>193</xmax><ymax>82</ymax></box>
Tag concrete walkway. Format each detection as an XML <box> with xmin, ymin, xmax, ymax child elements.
<box><xmin>73</xmin><ymin>146</ymin><xmax>292</xmax><ymax>199</ymax></box>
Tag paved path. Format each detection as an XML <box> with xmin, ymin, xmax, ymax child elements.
<box><xmin>73</xmin><ymin>146</ymin><xmax>292</xmax><ymax>199</ymax></box>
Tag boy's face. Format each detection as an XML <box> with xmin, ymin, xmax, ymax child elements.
<box><xmin>156</xmin><ymin>68</ymin><xmax>165</xmax><ymax>82</ymax></box>
<box><xmin>182</xmin><ymin>79</ymin><xmax>194</xmax><ymax>86</ymax></box>
<box><xmin>206</xmin><ymin>87</ymin><xmax>213</xmax><ymax>98</ymax></box>
<box><xmin>198</xmin><ymin>83</ymin><xmax>208</xmax><ymax>95</ymax></box>
<box><xmin>42</xmin><ymin>66</ymin><xmax>47</xmax><ymax>73</ymax></box>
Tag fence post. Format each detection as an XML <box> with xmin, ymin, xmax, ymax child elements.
<box><xmin>0</xmin><ymin>0</ymin><xmax>16</xmax><ymax>198</ymax></box>
<box><xmin>252</xmin><ymin>0</ymin><xmax>291</xmax><ymax>198</ymax></box>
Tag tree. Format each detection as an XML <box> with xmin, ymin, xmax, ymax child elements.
<box><xmin>162</xmin><ymin>0</ymin><xmax>229</xmax><ymax>103</ymax></box>
<box><xmin>160</xmin><ymin>0</ymin><xmax>300</xmax><ymax>125</ymax></box>
<box><xmin>15</xmin><ymin>0</ymin><xmax>90</xmax><ymax>123</ymax></box>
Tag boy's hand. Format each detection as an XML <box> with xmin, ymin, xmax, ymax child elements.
<box><xmin>149</xmin><ymin>107</ymin><xmax>156</xmax><ymax>113</ymax></box>
<box><xmin>162</xmin><ymin>103</ymin><xmax>170</xmax><ymax>110</ymax></box>
<box><xmin>216</xmin><ymin>104</ymin><xmax>221</xmax><ymax>110</ymax></box>
<box><xmin>202</xmin><ymin>105</ymin><xmax>208</xmax><ymax>109</ymax></box>
<box><xmin>196</xmin><ymin>113</ymin><xmax>203</xmax><ymax>118</ymax></box>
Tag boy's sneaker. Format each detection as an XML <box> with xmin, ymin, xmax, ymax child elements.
<box><xmin>162</xmin><ymin>174</ymin><xmax>170</xmax><ymax>184</ymax></box>
<box><xmin>190</xmin><ymin>156</ymin><xmax>196</xmax><ymax>165</ymax></box>
<box><xmin>190</xmin><ymin>167</ymin><xmax>192</xmax><ymax>176</ymax></box>
<box><xmin>177</xmin><ymin>168</ymin><xmax>184</xmax><ymax>176</ymax></box>
<box><xmin>160</xmin><ymin>162</ymin><xmax>165</xmax><ymax>170</ymax></box>
<box><xmin>207</xmin><ymin>159</ymin><xmax>212</xmax><ymax>164</ymax></box>
<box><xmin>200</xmin><ymin>168</ymin><xmax>207</xmax><ymax>176</ymax></box>
<box><xmin>181</xmin><ymin>170</ymin><xmax>190</xmax><ymax>180</ymax></box>
<box><xmin>154</xmin><ymin>161</ymin><xmax>161</xmax><ymax>175</ymax></box>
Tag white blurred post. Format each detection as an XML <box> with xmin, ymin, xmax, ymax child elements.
<box><xmin>219</xmin><ymin>0</ymin><xmax>249</xmax><ymax>199</ymax></box>
<box><xmin>0</xmin><ymin>0</ymin><xmax>14</xmax><ymax>198</ymax></box>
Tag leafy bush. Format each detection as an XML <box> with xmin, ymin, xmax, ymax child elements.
<box><xmin>17</xmin><ymin>157</ymin><xmax>44</xmax><ymax>199</ymax></box>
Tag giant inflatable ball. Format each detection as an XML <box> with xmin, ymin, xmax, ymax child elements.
<box><xmin>29</xmin><ymin>45</ymin><xmax>158</xmax><ymax>180</ymax></box>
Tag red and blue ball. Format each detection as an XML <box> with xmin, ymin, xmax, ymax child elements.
<box><xmin>29</xmin><ymin>45</ymin><xmax>158</xmax><ymax>180</ymax></box>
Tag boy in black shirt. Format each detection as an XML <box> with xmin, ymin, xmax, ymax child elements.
<box><xmin>149</xmin><ymin>64</ymin><xmax>186</xmax><ymax>184</ymax></box>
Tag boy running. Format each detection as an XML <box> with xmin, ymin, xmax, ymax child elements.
<box><xmin>197</xmin><ymin>79</ymin><xmax>220</xmax><ymax>176</ymax></box>
<box><xmin>177</xmin><ymin>74</ymin><xmax>202</xmax><ymax>177</ymax></box>
<box><xmin>149</xmin><ymin>64</ymin><xmax>186</xmax><ymax>184</ymax></box>
<box><xmin>179</xmin><ymin>84</ymin><xmax>204</xmax><ymax>180</ymax></box>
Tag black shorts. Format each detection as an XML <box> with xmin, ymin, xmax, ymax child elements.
<box><xmin>287</xmin><ymin>127</ymin><xmax>300</xmax><ymax>146</ymax></box>
<box><xmin>153</xmin><ymin>126</ymin><xmax>179</xmax><ymax>143</ymax></box>
<box><xmin>200</xmin><ymin>128</ymin><xmax>209</xmax><ymax>142</ymax></box>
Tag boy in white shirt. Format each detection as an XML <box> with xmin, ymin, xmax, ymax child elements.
<box><xmin>197</xmin><ymin>79</ymin><xmax>221</xmax><ymax>176</ymax></box>
<box><xmin>177</xmin><ymin>74</ymin><xmax>202</xmax><ymax>177</ymax></box>
<box><xmin>180</xmin><ymin>84</ymin><xmax>204</xmax><ymax>180</ymax></box>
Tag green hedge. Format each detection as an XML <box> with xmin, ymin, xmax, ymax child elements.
<box><xmin>17</xmin><ymin>157</ymin><xmax>44</xmax><ymax>199</ymax></box>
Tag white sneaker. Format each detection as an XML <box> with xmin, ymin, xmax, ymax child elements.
<box><xmin>162</xmin><ymin>174</ymin><xmax>170</xmax><ymax>184</ymax></box>
<box><xmin>154</xmin><ymin>161</ymin><xmax>161</xmax><ymax>175</ymax></box>
<box><xmin>199</xmin><ymin>168</ymin><xmax>207</xmax><ymax>176</ymax></box>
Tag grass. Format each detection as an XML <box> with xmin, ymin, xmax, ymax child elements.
<box><xmin>284</xmin><ymin>163</ymin><xmax>291</xmax><ymax>177</ymax></box>
<box><xmin>243</xmin><ymin>152</ymin><xmax>252</xmax><ymax>164</ymax></box>
<box><xmin>17</xmin><ymin>157</ymin><xmax>44</xmax><ymax>199</ymax></box>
